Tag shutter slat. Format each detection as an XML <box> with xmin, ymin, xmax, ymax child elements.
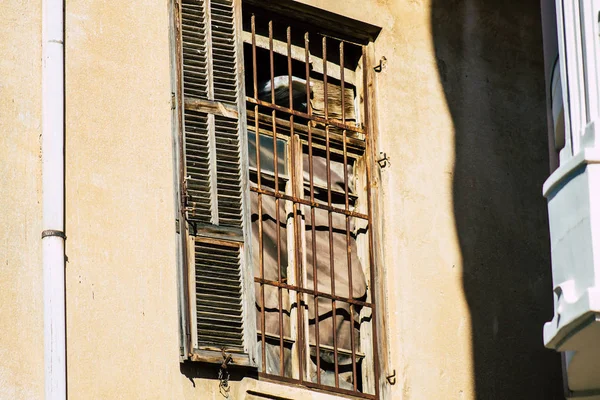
<box><xmin>183</xmin><ymin>109</ymin><xmax>212</xmax><ymax>224</ymax></box>
<box><xmin>198</xmin><ymin>291</ymin><xmax>242</xmax><ymax>303</ymax></box>
<box><xmin>214</xmin><ymin>115</ymin><xmax>243</xmax><ymax>227</ymax></box>
<box><xmin>181</xmin><ymin>0</ymin><xmax>208</xmax><ymax>101</ymax></box>
<box><xmin>210</xmin><ymin>0</ymin><xmax>238</xmax><ymax>104</ymax></box>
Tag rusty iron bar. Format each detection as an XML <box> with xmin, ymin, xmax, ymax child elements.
<box><xmin>268</xmin><ymin>19</ymin><xmax>285</xmax><ymax>377</ymax></box>
<box><xmin>251</xmin><ymin>14</ymin><xmax>266</xmax><ymax>373</ymax></box>
<box><xmin>287</xmin><ymin>26</ymin><xmax>295</xmax><ymax>200</ymax></box>
<box><xmin>277</xmin><ymin>189</ymin><xmax>284</xmax><ymax>378</ymax></box>
<box><xmin>269</xmin><ymin>20</ymin><xmax>278</xmax><ymax>195</ymax></box>
<box><xmin>363</xmin><ymin>45</ymin><xmax>381</xmax><ymax>399</ymax></box>
<box><xmin>321</xmin><ymin>36</ymin><xmax>340</xmax><ymax>389</ymax></box>
<box><xmin>340</xmin><ymin>40</ymin><xmax>358</xmax><ymax>392</ymax></box>
<box><xmin>304</xmin><ymin>31</ymin><xmax>322</xmax><ymax>386</ymax></box>
<box><xmin>250</xmin><ymin>186</ymin><xmax>368</xmax><ymax>220</ymax></box>
<box><xmin>251</xmin><ymin>14</ymin><xmax>258</xmax><ymax>99</ymax></box>
<box><xmin>246</xmin><ymin>108</ymin><xmax>367</xmax><ymax>154</ymax></box>
<box><xmin>246</xmin><ymin>97</ymin><xmax>364</xmax><ymax>134</ymax></box>
<box><xmin>258</xmin><ymin>372</ymin><xmax>377</xmax><ymax>400</ymax></box>
<box><xmin>254</xmin><ymin>277</ymin><xmax>373</xmax><ymax>309</ymax></box>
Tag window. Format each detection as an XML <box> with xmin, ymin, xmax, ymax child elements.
<box><xmin>172</xmin><ymin>0</ymin><xmax>382</xmax><ymax>398</ymax></box>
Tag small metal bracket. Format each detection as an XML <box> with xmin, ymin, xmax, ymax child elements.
<box><xmin>221</xmin><ymin>349</ymin><xmax>233</xmax><ymax>369</ymax></box>
<box><xmin>218</xmin><ymin>349</ymin><xmax>233</xmax><ymax>398</ymax></box>
<box><xmin>377</xmin><ymin>152</ymin><xmax>390</xmax><ymax>169</ymax></box>
<box><xmin>182</xmin><ymin>175</ymin><xmax>191</xmax><ymax>208</ymax></box>
<box><xmin>374</xmin><ymin>56</ymin><xmax>387</xmax><ymax>73</ymax></box>
<box><xmin>386</xmin><ymin>369</ymin><xmax>397</xmax><ymax>385</ymax></box>
<box><xmin>41</xmin><ymin>230</ymin><xmax>66</xmax><ymax>240</ymax></box>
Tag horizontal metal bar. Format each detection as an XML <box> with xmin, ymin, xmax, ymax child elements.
<box><xmin>247</xmin><ymin>97</ymin><xmax>364</xmax><ymax>134</ymax></box>
<box><xmin>258</xmin><ymin>372</ymin><xmax>377</xmax><ymax>400</ymax></box>
<box><xmin>247</xmin><ymin>109</ymin><xmax>366</xmax><ymax>154</ymax></box>
<box><xmin>250</xmin><ymin>186</ymin><xmax>368</xmax><ymax>220</ymax></box>
<box><xmin>255</xmin><ymin>277</ymin><xmax>373</xmax><ymax>308</ymax></box>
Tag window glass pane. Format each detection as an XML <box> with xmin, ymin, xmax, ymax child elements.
<box><xmin>248</xmin><ymin>131</ymin><xmax>287</xmax><ymax>177</ymax></box>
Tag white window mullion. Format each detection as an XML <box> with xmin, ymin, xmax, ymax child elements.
<box><xmin>556</xmin><ymin>0</ymin><xmax>574</xmax><ymax>162</ymax></box>
<box><xmin>562</xmin><ymin>0</ymin><xmax>586</xmax><ymax>153</ymax></box>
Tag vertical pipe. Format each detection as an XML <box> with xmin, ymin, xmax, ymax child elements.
<box><xmin>42</xmin><ymin>0</ymin><xmax>66</xmax><ymax>397</ymax></box>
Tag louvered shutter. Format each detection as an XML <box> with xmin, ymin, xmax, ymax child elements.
<box><xmin>175</xmin><ymin>0</ymin><xmax>255</xmax><ymax>366</ymax></box>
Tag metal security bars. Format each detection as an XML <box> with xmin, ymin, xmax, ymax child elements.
<box><xmin>244</xmin><ymin>5</ymin><xmax>380</xmax><ymax>398</ymax></box>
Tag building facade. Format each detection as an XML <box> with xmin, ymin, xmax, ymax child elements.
<box><xmin>541</xmin><ymin>0</ymin><xmax>600</xmax><ymax>398</ymax></box>
<box><xmin>1</xmin><ymin>0</ymin><xmax>564</xmax><ymax>399</ymax></box>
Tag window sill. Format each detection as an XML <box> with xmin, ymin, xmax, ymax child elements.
<box><xmin>237</xmin><ymin>377</ymin><xmax>364</xmax><ymax>400</ymax></box>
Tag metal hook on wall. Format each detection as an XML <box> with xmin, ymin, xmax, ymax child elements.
<box><xmin>377</xmin><ymin>152</ymin><xmax>391</xmax><ymax>169</ymax></box>
<box><xmin>386</xmin><ymin>369</ymin><xmax>397</xmax><ymax>385</ymax></box>
<box><xmin>374</xmin><ymin>56</ymin><xmax>387</xmax><ymax>73</ymax></box>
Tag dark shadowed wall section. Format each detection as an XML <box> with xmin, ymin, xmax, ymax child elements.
<box><xmin>432</xmin><ymin>0</ymin><xmax>563</xmax><ymax>398</ymax></box>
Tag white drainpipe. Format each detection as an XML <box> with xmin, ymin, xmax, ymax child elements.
<box><xmin>42</xmin><ymin>0</ymin><xmax>66</xmax><ymax>398</ymax></box>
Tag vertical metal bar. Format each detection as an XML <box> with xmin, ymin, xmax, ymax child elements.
<box><xmin>277</xmin><ymin>201</ymin><xmax>284</xmax><ymax>376</ymax></box>
<box><xmin>363</xmin><ymin>45</ymin><xmax>380</xmax><ymax>399</ymax></box>
<box><xmin>251</xmin><ymin>14</ymin><xmax>258</xmax><ymax>100</ymax></box>
<box><xmin>276</xmin><ymin>182</ymin><xmax>284</xmax><ymax>376</ymax></box>
<box><xmin>251</xmin><ymin>14</ymin><xmax>266</xmax><ymax>373</ymax></box>
<box><xmin>279</xmin><ymin>27</ymin><xmax>304</xmax><ymax>384</ymax></box>
<box><xmin>269</xmin><ymin>21</ymin><xmax>278</xmax><ymax>192</ymax></box>
<box><xmin>293</xmin><ymin>139</ymin><xmax>305</xmax><ymax>383</ymax></box>
<box><xmin>267</xmin><ymin>19</ymin><xmax>285</xmax><ymax>377</ymax></box>
<box><xmin>340</xmin><ymin>42</ymin><xmax>345</xmax><ymax>126</ymax></box>
<box><xmin>305</xmin><ymin>32</ymin><xmax>321</xmax><ymax>385</ymax></box>
<box><xmin>340</xmin><ymin>41</ymin><xmax>357</xmax><ymax>392</ymax></box>
<box><xmin>322</xmin><ymin>36</ymin><xmax>339</xmax><ymax>388</ymax></box>
<box><xmin>287</xmin><ymin>27</ymin><xmax>295</xmax><ymax>128</ymax></box>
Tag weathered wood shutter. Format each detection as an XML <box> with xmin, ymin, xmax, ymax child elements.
<box><xmin>176</xmin><ymin>0</ymin><xmax>255</xmax><ymax>366</ymax></box>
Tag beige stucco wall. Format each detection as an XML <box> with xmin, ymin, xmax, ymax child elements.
<box><xmin>64</xmin><ymin>1</ymin><xmax>191</xmax><ymax>398</ymax></box>
<box><xmin>0</xmin><ymin>1</ymin><xmax>44</xmax><ymax>399</ymax></box>
<box><xmin>0</xmin><ymin>0</ymin><xmax>562</xmax><ymax>399</ymax></box>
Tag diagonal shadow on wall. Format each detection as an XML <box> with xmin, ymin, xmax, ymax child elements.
<box><xmin>431</xmin><ymin>0</ymin><xmax>563</xmax><ymax>398</ymax></box>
